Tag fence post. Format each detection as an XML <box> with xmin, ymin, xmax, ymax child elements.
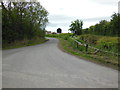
<box><xmin>72</xmin><ymin>40</ymin><xmax>74</xmax><ymax>46</ymax></box>
<box><xmin>86</xmin><ymin>44</ymin><xmax>88</xmax><ymax>53</ymax></box>
<box><xmin>76</xmin><ymin>42</ymin><xmax>78</xmax><ymax>48</ymax></box>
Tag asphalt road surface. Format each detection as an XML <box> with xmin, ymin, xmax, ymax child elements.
<box><xmin>2</xmin><ymin>38</ymin><xmax>118</xmax><ymax>88</ymax></box>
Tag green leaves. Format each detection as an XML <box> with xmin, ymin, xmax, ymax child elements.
<box><xmin>2</xmin><ymin>2</ymin><xmax>49</xmax><ymax>44</ymax></box>
<box><xmin>83</xmin><ymin>13</ymin><xmax>120</xmax><ymax>37</ymax></box>
<box><xmin>69</xmin><ymin>19</ymin><xmax>83</xmax><ymax>35</ymax></box>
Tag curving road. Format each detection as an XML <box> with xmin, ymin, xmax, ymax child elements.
<box><xmin>2</xmin><ymin>38</ymin><xmax>118</xmax><ymax>88</ymax></box>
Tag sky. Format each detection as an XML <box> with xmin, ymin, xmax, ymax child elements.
<box><xmin>38</xmin><ymin>0</ymin><xmax>119</xmax><ymax>33</ymax></box>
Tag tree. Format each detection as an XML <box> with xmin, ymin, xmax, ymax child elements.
<box><xmin>2</xmin><ymin>2</ymin><xmax>49</xmax><ymax>44</ymax></box>
<box><xmin>110</xmin><ymin>13</ymin><xmax>120</xmax><ymax>36</ymax></box>
<box><xmin>82</xmin><ymin>13</ymin><xmax>120</xmax><ymax>37</ymax></box>
<box><xmin>99</xmin><ymin>20</ymin><xmax>107</xmax><ymax>35</ymax></box>
<box><xmin>69</xmin><ymin>19</ymin><xmax>83</xmax><ymax>35</ymax></box>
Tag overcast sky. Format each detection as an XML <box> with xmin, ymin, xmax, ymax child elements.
<box><xmin>39</xmin><ymin>0</ymin><xmax>119</xmax><ymax>33</ymax></box>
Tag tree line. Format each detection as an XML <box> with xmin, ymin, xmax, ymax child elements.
<box><xmin>69</xmin><ymin>13</ymin><xmax>120</xmax><ymax>37</ymax></box>
<box><xmin>1</xmin><ymin>2</ymin><xmax>48</xmax><ymax>44</ymax></box>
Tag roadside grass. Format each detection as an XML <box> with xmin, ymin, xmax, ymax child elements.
<box><xmin>3</xmin><ymin>38</ymin><xmax>49</xmax><ymax>50</ymax></box>
<box><xmin>58</xmin><ymin>38</ymin><xmax>119</xmax><ymax>70</ymax></box>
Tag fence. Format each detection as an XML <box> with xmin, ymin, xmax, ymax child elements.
<box><xmin>68</xmin><ymin>37</ymin><xmax>120</xmax><ymax>56</ymax></box>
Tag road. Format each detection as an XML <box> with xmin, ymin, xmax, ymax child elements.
<box><xmin>2</xmin><ymin>38</ymin><xmax>118</xmax><ymax>88</ymax></box>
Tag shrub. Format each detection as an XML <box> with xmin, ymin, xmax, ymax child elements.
<box><xmin>78</xmin><ymin>34</ymin><xmax>100</xmax><ymax>45</ymax></box>
<box><xmin>97</xmin><ymin>37</ymin><xmax>119</xmax><ymax>53</ymax></box>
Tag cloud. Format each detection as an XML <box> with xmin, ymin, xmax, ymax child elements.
<box><xmin>48</xmin><ymin>15</ymin><xmax>75</xmax><ymax>22</ymax></box>
<box><xmin>48</xmin><ymin>22</ymin><xmax>70</xmax><ymax>27</ymax></box>
<box><xmin>89</xmin><ymin>0</ymin><xmax>118</xmax><ymax>6</ymax></box>
<box><xmin>83</xmin><ymin>16</ymin><xmax>111</xmax><ymax>22</ymax></box>
<box><xmin>48</xmin><ymin>14</ymin><xmax>111</xmax><ymax>25</ymax></box>
<box><xmin>48</xmin><ymin>14</ymin><xmax>111</xmax><ymax>23</ymax></box>
<box><xmin>47</xmin><ymin>15</ymin><xmax>76</xmax><ymax>27</ymax></box>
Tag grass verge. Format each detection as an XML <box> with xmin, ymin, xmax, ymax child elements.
<box><xmin>3</xmin><ymin>38</ymin><xmax>49</xmax><ymax>50</ymax></box>
<box><xmin>58</xmin><ymin>38</ymin><xmax>119</xmax><ymax>70</ymax></box>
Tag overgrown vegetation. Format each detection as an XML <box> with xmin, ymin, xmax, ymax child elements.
<box><xmin>75</xmin><ymin>34</ymin><xmax>119</xmax><ymax>53</ymax></box>
<box><xmin>1</xmin><ymin>2</ymin><xmax>48</xmax><ymax>49</ymax></box>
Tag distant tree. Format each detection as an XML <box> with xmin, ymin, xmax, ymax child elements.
<box><xmin>57</xmin><ymin>28</ymin><xmax>62</xmax><ymax>33</ymax></box>
<box><xmin>82</xmin><ymin>13</ymin><xmax>120</xmax><ymax>37</ymax></box>
<box><xmin>110</xmin><ymin>13</ymin><xmax>120</xmax><ymax>36</ymax></box>
<box><xmin>69</xmin><ymin>19</ymin><xmax>83</xmax><ymax>35</ymax></box>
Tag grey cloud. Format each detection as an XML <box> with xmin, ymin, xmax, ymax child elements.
<box><xmin>48</xmin><ymin>22</ymin><xmax>70</xmax><ymax>27</ymax></box>
<box><xmin>49</xmin><ymin>14</ymin><xmax>111</xmax><ymax>22</ymax></box>
<box><xmin>47</xmin><ymin>14</ymin><xmax>111</xmax><ymax>28</ymax></box>
<box><xmin>89</xmin><ymin>0</ymin><xmax>118</xmax><ymax>6</ymax></box>
<box><xmin>47</xmin><ymin>15</ymin><xmax>75</xmax><ymax>27</ymax></box>
<box><xmin>48</xmin><ymin>15</ymin><xmax>76</xmax><ymax>22</ymax></box>
<box><xmin>48</xmin><ymin>23</ymin><xmax>58</xmax><ymax>27</ymax></box>
<box><xmin>83</xmin><ymin>16</ymin><xmax>111</xmax><ymax>22</ymax></box>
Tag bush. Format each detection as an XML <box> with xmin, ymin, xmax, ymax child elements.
<box><xmin>97</xmin><ymin>37</ymin><xmax>119</xmax><ymax>53</ymax></box>
<box><xmin>78</xmin><ymin>34</ymin><xmax>100</xmax><ymax>45</ymax></box>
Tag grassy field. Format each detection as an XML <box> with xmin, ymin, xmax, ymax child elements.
<box><xmin>46</xmin><ymin>34</ymin><xmax>119</xmax><ymax>70</ymax></box>
<box><xmin>3</xmin><ymin>37</ymin><xmax>48</xmax><ymax>50</ymax></box>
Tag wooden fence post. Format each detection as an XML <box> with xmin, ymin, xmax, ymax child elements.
<box><xmin>86</xmin><ymin>44</ymin><xmax>88</xmax><ymax>53</ymax></box>
<box><xmin>72</xmin><ymin>40</ymin><xmax>74</xmax><ymax>47</ymax></box>
<box><xmin>77</xmin><ymin>42</ymin><xmax>78</xmax><ymax>48</ymax></box>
